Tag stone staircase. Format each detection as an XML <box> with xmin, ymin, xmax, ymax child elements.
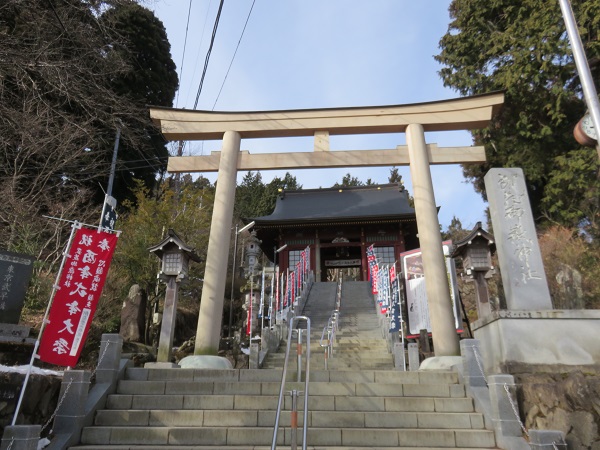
<box><xmin>70</xmin><ymin>281</ymin><xmax>497</xmax><ymax>449</ymax></box>
<box><xmin>263</xmin><ymin>281</ymin><xmax>394</xmax><ymax>371</ymax></box>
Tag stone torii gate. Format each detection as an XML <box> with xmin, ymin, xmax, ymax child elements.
<box><xmin>149</xmin><ymin>92</ymin><xmax>504</xmax><ymax>357</ymax></box>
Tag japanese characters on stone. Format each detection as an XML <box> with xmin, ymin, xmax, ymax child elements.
<box><xmin>0</xmin><ymin>251</ymin><xmax>35</xmax><ymax>324</ymax></box>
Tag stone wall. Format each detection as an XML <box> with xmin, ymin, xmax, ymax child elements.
<box><xmin>510</xmin><ymin>364</ymin><xmax>600</xmax><ymax>450</ymax></box>
<box><xmin>0</xmin><ymin>371</ymin><xmax>62</xmax><ymax>439</ymax></box>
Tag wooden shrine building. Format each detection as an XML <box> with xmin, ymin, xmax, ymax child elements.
<box><xmin>251</xmin><ymin>183</ymin><xmax>419</xmax><ymax>282</ymax></box>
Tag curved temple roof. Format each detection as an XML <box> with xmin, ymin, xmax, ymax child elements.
<box><xmin>253</xmin><ymin>184</ymin><xmax>415</xmax><ymax>225</ymax></box>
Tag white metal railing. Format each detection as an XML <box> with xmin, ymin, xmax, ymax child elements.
<box><xmin>319</xmin><ymin>279</ymin><xmax>341</xmax><ymax>370</ymax></box>
<box><xmin>319</xmin><ymin>313</ymin><xmax>338</xmax><ymax>370</ymax></box>
<box><xmin>271</xmin><ymin>316</ymin><xmax>311</xmax><ymax>450</ymax></box>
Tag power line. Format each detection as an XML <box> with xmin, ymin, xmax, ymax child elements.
<box><xmin>193</xmin><ymin>0</ymin><xmax>225</xmax><ymax>110</ymax></box>
<box><xmin>175</xmin><ymin>0</ymin><xmax>193</xmax><ymax>109</ymax></box>
<box><xmin>212</xmin><ymin>0</ymin><xmax>256</xmax><ymax>110</ymax></box>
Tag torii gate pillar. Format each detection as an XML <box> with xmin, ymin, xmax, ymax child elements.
<box><xmin>407</xmin><ymin>124</ymin><xmax>460</xmax><ymax>356</ymax></box>
<box><xmin>195</xmin><ymin>131</ymin><xmax>240</xmax><ymax>354</ymax></box>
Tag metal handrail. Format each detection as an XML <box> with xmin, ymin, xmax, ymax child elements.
<box><xmin>271</xmin><ymin>316</ymin><xmax>311</xmax><ymax>450</ymax></box>
<box><xmin>318</xmin><ymin>279</ymin><xmax>342</xmax><ymax>369</ymax></box>
<box><xmin>319</xmin><ymin>315</ymin><xmax>337</xmax><ymax>369</ymax></box>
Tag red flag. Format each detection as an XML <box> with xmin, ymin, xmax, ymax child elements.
<box><xmin>290</xmin><ymin>271</ymin><xmax>296</xmax><ymax>303</ymax></box>
<box><xmin>371</xmin><ymin>265</ymin><xmax>379</xmax><ymax>295</ymax></box>
<box><xmin>390</xmin><ymin>265</ymin><xmax>397</xmax><ymax>283</ymax></box>
<box><xmin>39</xmin><ymin>227</ymin><xmax>118</xmax><ymax>367</ymax></box>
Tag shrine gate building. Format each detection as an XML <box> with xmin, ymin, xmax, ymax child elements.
<box><xmin>251</xmin><ymin>183</ymin><xmax>419</xmax><ymax>282</ymax></box>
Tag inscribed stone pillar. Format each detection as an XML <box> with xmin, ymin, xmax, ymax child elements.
<box><xmin>406</xmin><ymin>124</ymin><xmax>460</xmax><ymax>356</ymax></box>
<box><xmin>157</xmin><ymin>277</ymin><xmax>178</xmax><ymax>362</ymax></box>
<box><xmin>195</xmin><ymin>131</ymin><xmax>240</xmax><ymax>355</ymax></box>
<box><xmin>484</xmin><ymin>168</ymin><xmax>552</xmax><ymax>310</ymax></box>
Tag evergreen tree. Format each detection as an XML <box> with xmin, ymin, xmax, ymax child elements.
<box><xmin>442</xmin><ymin>216</ymin><xmax>469</xmax><ymax>242</ymax></box>
<box><xmin>333</xmin><ymin>173</ymin><xmax>364</xmax><ymax>187</ymax></box>
<box><xmin>106</xmin><ymin>178</ymin><xmax>213</xmax><ymax>343</ymax></box>
<box><xmin>388</xmin><ymin>167</ymin><xmax>404</xmax><ymax>185</ymax></box>
<box><xmin>100</xmin><ymin>2</ymin><xmax>179</xmax><ymax>203</ymax></box>
<box><xmin>235</xmin><ymin>172</ymin><xmax>266</xmax><ymax>219</ymax></box>
<box><xmin>436</xmin><ymin>0</ymin><xmax>599</xmax><ymax>236</ymax></box>
<box><xmin>235</xmin><ymin>171</ymin><xmax>301</xmax><ymax>219</ymax></box>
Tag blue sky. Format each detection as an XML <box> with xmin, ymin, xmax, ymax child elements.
<box><xmin>148</xmin><ymin>0</ymin><xmax>487</xmax><ymax>230</ymax></box>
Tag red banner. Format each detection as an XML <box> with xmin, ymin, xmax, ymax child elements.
<box><xmin>38</xmin><ymin>227</ymin><xmax>118</xmax><ymax>367</ymax></box>
<box><xmin>371</xmin><ymin>264</ymin><xmax>379</xmax><ymax>295</ymax></box>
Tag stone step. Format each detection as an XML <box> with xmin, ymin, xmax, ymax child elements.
<box><xmin>70</xmin><ymin>446</ymin><xmax>489</xmax><ymax>450</ymax></box>
<box><xmin>71</xmin><ymin>282</ymin><xmax>496</xmax><ymax>450</ymax></box>
<box><xmin>79</xmin><ymin>426</ymin><xmax>495</xmax><ymax>447</ymax></box>
<box><xmin>261</xmin><ymin>363</ymin><xmax>395</xmax><ymax>371</ymax></box>
<box><xmin>115</xmin><ymin>380</ymin><xmax>466</xmax><ymax>398</ymax></box>
<box><xmin>95</xmin><ymin>409</ymin><xmax>485</xmax><ymax>429</ymax></box>
<box><xmin>106</xmin><ymin>393</ymin><xmax>475</xmax><ymax>413</ymax></box>
<box><xmin>265</xmin><ymin>350</ymin><xmax>392</xmax><ymax>360</ymax></box>
<box><xmin>123</xmin><ymin>368</ymin><xmax>459</xmax><ymax>385</ymax></box>
<box><xmin>279</xmin><ymin>342</ymin><xmax>388</xmax><ymax>354</ymax></box>
<box><xmin>261</xmin><ymin>360</ymin><xmax>395</xmax><ymax>371</ymax></box>
<box><xmin>94</xmin><ymin>406</ymin><xmax>484</xmax><ymax>429</ymax></box>
<box><xmin>73</xmin><ymin>447</ymin><xmax>495</xmax><ymax>450</ymax></box>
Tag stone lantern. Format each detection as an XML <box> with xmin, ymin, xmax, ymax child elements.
<box><xmin>451</xmin><ymin>222</ymin><xmax>496</xmax><ymax>318</ymax></box>
<box><xmin>149</xmin><ymin>229</ymin><xmax>201</xmax><ymax>363</ymax></box>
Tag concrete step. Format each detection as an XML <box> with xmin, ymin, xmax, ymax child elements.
<box><xmin>261</xmin><ymin>360</ymin><xmax>394</xmax><ymax>371</ymax></box>
<box><xmin>79</xmin><ymin>426</ymin><xmax>495</xmax><ymax>447</ymax></box>
<box><xmin>123</xmin><ymin>368</ymin><xmax>459</xmax><ymax>385</ymax></box>
<box><xmin>106</xmin><ymin>394</ymin><xmax>476</xmax><ymax>413</ymax></box>
<box><xmin>264</xmin><ymin>350</ymin><xmax>392</xmax><ymax>360</ymax></box>
<box><xmin>74</xmin><ymin>446</ymin><xmax>495</xmax><ymax>450</ymax></box>
<box><xmin>263</xmin><ymin>355</ymin><xmax>392</xmax><ymax>366</ymax></box>
<box><xmin>115</xmin><ymin>380</ymin><xmax>466</xmax><ymax>398</ymax></box>
<box><xmin>94</xmin><ymin>409</ymin><xmax>485</xmax><ymax>429</ymax></box>
<box><xmin>69</xmin><ymin>280</ymin><xmax>496</xmax><ymax>450</ymax></box>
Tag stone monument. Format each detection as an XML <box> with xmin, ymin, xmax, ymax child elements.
<box><xmin>473</xmin><ymin>168</ymin><xmax>600</xmax><ymax>373</ymax></box>
<box><xmin>484</xmin><ymin>168</ymin><xmax>552</xmax><ymax>310</ymax></box>
<box><xmin>0</xmin><ymin>251</ymin><xmax>36</xmax><ymax>347</ymax></box>
<box><xmin>119</xmin><ymin>284</ymin><xmax>146</xmax><ymax>343</ymax></box>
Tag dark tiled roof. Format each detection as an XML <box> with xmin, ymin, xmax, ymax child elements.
<box><xmin>253</xmin><ymin>184</ymin><xmax>415</xmax><ymax>223</ymax></box>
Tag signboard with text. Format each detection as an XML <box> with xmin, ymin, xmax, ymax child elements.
<box><xmin>0</xmin><ymin>251</ymin><xmax>35</xmax><ymax>324</ymax></box>
<box><xmin>400</xmin><ymin>241</ymin><xmax>462</xmax><ymax>337</ymax></box>
<box><xmin>38</xmin><ymin>227</ymin><xmax>118</xmax><ymax>366</ymax></box>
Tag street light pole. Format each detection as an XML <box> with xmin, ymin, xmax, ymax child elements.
<box><xmin>228</xmin><ymin>221</ymin><xmax>255</xmax><ymax>338</ymax></box>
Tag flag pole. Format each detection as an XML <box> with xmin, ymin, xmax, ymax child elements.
<box><xmin>11</xmin><ymin>222</ymin><xmax>80</xmax><ymax>425</ymax></box>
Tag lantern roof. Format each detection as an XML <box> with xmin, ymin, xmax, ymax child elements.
<box><xmin>148</xmin><ymin>229</ymin><xmax>202</xmax><ymax>262</ymax></box>
<box><xmin>451</xmin><ymin>222</ymin><xmax>496</xmax><ymax>258</ymax></box>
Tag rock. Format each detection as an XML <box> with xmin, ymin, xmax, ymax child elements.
<box><xmin>515</xmin><ymin>368</ymin><xmax>600</xmax><ymax>450</ymax></box>
<box><xmin>119</xmin><ymin>285</ymin><xmax>146</xmax><ymax>343</ymax></box>
<box><xmin>0</xmin><ymin>371</ymin><xmax>61</xmax><ymax>438</ymax></box>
